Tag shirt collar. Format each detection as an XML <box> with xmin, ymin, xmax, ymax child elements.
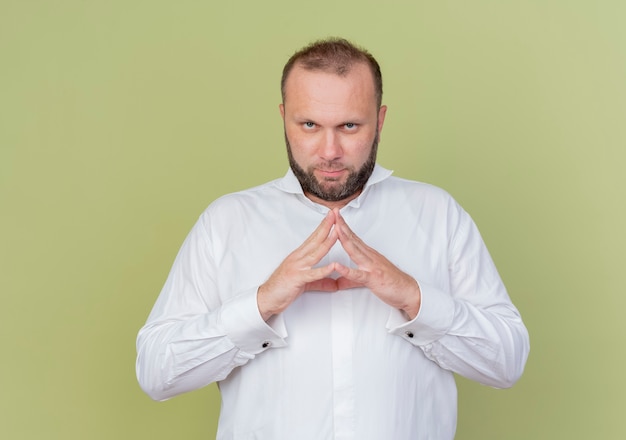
<box><xmin>274</xmin><ymin>164</ymin><xmax>393</xmax><ymax>206</ymax></box>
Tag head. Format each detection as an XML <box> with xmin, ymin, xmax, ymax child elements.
<box><xmin>281</xmin><ymin>38</ymin><xmax>383</xmax><ymax>109</ymax></box>
<box><xmin>280</xmin><ymin>38</ymin><xmax>387</xmax><ymax>208</ymax></box>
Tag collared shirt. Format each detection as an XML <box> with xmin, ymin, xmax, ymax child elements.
<box><xmin>136</xmin><ymin>165</ymin><xmax>529</xmax><ymax>440</ymax></box>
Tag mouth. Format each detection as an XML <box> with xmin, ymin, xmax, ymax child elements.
<box><xmin>316</xmin><ymin>168</ymin><xmax>346</xmax><ymax>179</ymax></box>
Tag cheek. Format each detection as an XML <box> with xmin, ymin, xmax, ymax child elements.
<box><xmin>287</xmin><ymin>131</ymin><xmax>318</xmax><ymax>156</ymax></box>
<box><xmin>345</xmin><ymin>137</ymin><xmax>375</xmax><ymax>161</ymax></box>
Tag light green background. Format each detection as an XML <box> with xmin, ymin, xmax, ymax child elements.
<box><xmin>1</xmin><ymin>1</ymin><xmax>624</xmax><ymax>439</ymax></box>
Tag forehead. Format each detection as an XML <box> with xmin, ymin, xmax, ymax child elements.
<box><xmin>283</xmin><ymin>63</ymin><xmax>378</xmax><ymax>112</ymax></box>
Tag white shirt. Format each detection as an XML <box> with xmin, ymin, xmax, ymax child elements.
<box><xmin>136</xmin><ymin>165</ymin><xmax>529</xmax><ymax>440</ymax></box>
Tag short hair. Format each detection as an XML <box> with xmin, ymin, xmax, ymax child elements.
<box><xmin>281</xmin><ymin>37</ymin><xmax>383</xmax><ymax>108</ymax></box>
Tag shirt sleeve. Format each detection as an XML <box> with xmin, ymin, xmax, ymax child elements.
<box><xmin>135</xmin><ymin>214</ymin><xmax>287</xmax><ymax>401</ymax></box>
<box><xmin>386</xmin><ymin>198</ymin><xmax>530</xmax><ymax>389</ymax></box>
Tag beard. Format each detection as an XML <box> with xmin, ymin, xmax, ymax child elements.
<box><xmin>286</xmin><ymin>130</ymin><xmax>379</xmax><ymax>202</ymax></box>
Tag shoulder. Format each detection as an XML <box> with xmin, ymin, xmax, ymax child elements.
<box><xmin>205</xmin><ymin>179</ymin><xmax>283</xmax><ymax>212</ymax></box>
<box><xmin>193</xmin><ymin>178</ymin><xmax>290</xmax><ymax>232</ymax></box>
<box><xmin>368</xmin><ymin>175</ymin><xmax>469</xmax><ymax>234</ymax></box>
<box><xmin>376</xmin><ymin>175</ymin><xmax>458</xmax><ymax>207</ymax></box>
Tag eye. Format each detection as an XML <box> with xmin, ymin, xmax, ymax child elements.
<box><xmin>344</xmin><ymin>122</ymin><xmax>357</xmax><ymax>130</ymax></box>
<box><xmin>303</xmin><ymin>122</ymin><xmax>316</xmax><ymax>129</ymax></box>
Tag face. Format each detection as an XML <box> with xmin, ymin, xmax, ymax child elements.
<box><xmin>280</xmin><ymin>63</ymin><xmax>387</xmax><ymax>207</ymax></box>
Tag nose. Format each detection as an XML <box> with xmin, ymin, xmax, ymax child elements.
<box><xmin>319</xmin><ymin>130</ymin><xmax>342</xmax><ymax>161</ymax></box>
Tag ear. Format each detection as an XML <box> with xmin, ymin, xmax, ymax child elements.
<box><xmin>377</xmin><ymin>105</ymin><xmax>387</xmax><ymax>136</ymax></box>
<box><xmin>279</xmin><ymin>103</ymin><xmax>285</xmax><ymax>120</ymax></box>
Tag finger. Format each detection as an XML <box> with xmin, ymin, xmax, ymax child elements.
<box><xmin>334</xmin><ymin>211</ymin><xmax>373</xmax><ymax>265</ymax></box>
<box><xmin>334</xmin><ymin>209</ymin><xmax>365</xmax><ymax>248</ymax></box>
<box><xmin>333</xmin><ymin>209</ymin><xmax>357</xmax><ymax>246</ymax></box>
<box><xmin>305</xmin><ymin>278</ymin><xmax>339</xmax><ymax>292</ymax></box>
<box><xmin>334</xmin><ymin>263</ymin><xmax>369</xmax><ymax>285</ymax></box>
<box><xmin>306</xmin><ymin>210</ymin><xmax>336</xmax><ymax>244</ymax></box>
<box><xmin>335</xmin><ymin>276</ymin><xmax>365</xmax><ymax>291</ymax></box>
<box><xmin>304</xmin><ymin>263</ymin><xmax>338</xmax><ymax>283</ymax></box>
<box><xmin>301</xmin><ymin>227</ymin><xmax>338</xmax><ymax>266</ymax></box>
<box><xmin>333</xmin><ymin>208</ymin><xmax>350</xmax><ymax>236</ymax></box>
<box><xmin>295</xmin><ymin>211</ymin><xmax>337</xmax><ymax>258</ymax></box>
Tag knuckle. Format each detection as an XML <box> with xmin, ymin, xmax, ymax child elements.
<box><xmin>371</xmin><ymin>268</ymin><xmax>385</xmax><ymax>280</ymax></box>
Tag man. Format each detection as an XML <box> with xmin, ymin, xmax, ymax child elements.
<box><xmin>136</xmin><ymin>38</ymin><xmax>529</xmax><ymax>439</ymax></box>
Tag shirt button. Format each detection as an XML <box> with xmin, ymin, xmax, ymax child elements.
<box><xmin>262</xmin><ymin>341</ymin><xmax>271</xmax><ymax>348</ymax></box>
<box><xmin>405</xmin><ymin>331</ymin><xmax>414</xmax><ymax>338</ymax></box>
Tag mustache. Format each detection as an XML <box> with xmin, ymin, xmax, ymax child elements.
<box><xmin>314</xmin><ymin>162</ymin><xmax>346</xmax><ymax>171</ymax></box>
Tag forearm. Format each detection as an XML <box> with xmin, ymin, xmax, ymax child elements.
<box><xmin>387</xmin><ymin>284</ymin><xmax>529</xmax><ymax>388</ymax></box>
<box><xmin>430</xmin><ymin>302</ymin><xmax>529</xmax><ymax>388</ymax></box>
<box><xmin>398</xmin><ymin>196</ymin><xmax>530</xmax><ymax>387</ymax></box>
<box><xmin>136</xmin><ymin>289</ymin><xmax>287</xmax><ymax>401</ymax></box>
<box><xmin>136</xmin><ymin>314</ymin><xmax>249</xmax><ymax>400</ymax></box>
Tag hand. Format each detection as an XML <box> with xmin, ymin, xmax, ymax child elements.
<box><xmin>333</xmin><ymin>209</ymin><xmax>422</xmax><ymax>319</ymax></box>
<box><xmin>257</xmin><ymin>210</ymin><xmax>340</xmax><ymax>321</ymax></box>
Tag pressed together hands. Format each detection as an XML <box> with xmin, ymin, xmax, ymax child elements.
<box><xmin>257</xmin><ymin>209</ymin><xmax>422</xmax><ymax>322</ymax></box>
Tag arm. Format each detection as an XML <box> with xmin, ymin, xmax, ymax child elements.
<box><xmin>136</xmin><ymin>210</ymin><xmax>341</xmax><ymax>401</ymax></box>
<box><xmin>334</xmin><ymin>207</ymin><xmax>529</xmax><ymax>388</ymax></box>
<box><xmin>386</xmin><ymin>281</ymin><xmax>529</xmax><ymax>388</ymax></box>
<box><xmin>135</xmin><ymin>216</ymin><xmax>287</xmax><ymax>401</ymax></box>
<box><xmin>405</xmin><ymin>200</ymin><xmax>530</xmax><ymax>388</ymax></box>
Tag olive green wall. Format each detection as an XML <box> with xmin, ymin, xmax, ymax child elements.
<box><xmin>1</xmin><ymin>1</ymin><xmax>624</xmax><ymax>438</ymax></box>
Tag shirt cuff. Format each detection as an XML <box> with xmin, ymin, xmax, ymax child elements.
<box><xmin>386</xmin><ymin>281</ymin><xmax>455</xmax><ymax>346</ymax></box>
<box><xmin>219</xmin><ymin>287</ymin><xmax>288</xmax><ymax>355</ymax></box>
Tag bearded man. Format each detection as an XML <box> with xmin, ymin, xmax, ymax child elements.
<box><xmin>137</xmin><ymin>38</ymin><xmax>529</xmax><ymax>440</ymax></box>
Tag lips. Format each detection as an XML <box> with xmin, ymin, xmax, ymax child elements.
<box><xmin>317</xmin><ymin>168</ymin><xmax>346</xmax><ymax>179</ymax></box>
